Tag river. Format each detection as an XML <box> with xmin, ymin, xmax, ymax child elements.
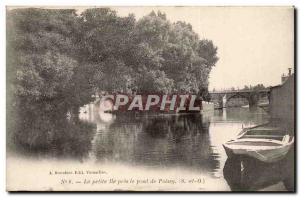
<box><xmin>77</xmin><ymin>105</ymin><xmax>293</xmax><ymax>191</ymax></box>
<box><xmin>7</xmin><ymin>105</ymin><xmax>294</xmax><ymax>191</ymax></box>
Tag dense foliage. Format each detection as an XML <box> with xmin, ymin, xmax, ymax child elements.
<box><xmin>7</xmin><ymin>8</ymin><xmax>218</xmax><ymax>112</ymax></box>
<box><xmin>7</xmin><ymin>8</ymin><xmax>218</xmax><ymax>152</ymax></box>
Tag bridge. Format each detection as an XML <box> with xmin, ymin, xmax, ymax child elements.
<box><xmin>209</xmin><ymin>88</ymin><xmax>270</xmax><ymax>108</ymax></box>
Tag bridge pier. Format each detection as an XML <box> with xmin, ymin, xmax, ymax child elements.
<box><xmin>222</xmin><ymin>94</ymin><xmax>227</xmax><ymax>108</ymax></box>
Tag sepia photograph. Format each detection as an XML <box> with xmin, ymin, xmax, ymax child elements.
<box><xmin>6</xmin><ymin>6</ymin><xmax>295</xmax><ymax>192</ymax></box>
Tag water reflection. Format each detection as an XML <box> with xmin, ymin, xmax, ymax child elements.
<box><xmin>80</xmin><ymin>105</ymin><xmax>271</xmax><ymax>178</ymax></box>
<box><xmin>10</xmin><ymin>109</ymin><xmax>95</xmax><ymax>160</ymax></box>
<box><xmin>82</xmin><ymin>104</ymin><xmax>294</xmax><ymax>191</ymax></box>
<box><xmin>88</xmin><ymin>112</ymin><xmax>218</xmax><ymax>174</ymax></box>
<box><xmin>223</xmin><ymin>148</ymin><xmax>294</xmax><ymax>191</ymax></box>
<box><xmin>10</xmin><ymin>102</ymin><xmax>293</xmax><ymax>191</ymax></box>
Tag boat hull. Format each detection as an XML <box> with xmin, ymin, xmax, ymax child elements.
<box><xmin>223</xmin><ymin>143</ymin><xmax>293</xmax><ymax>163</ymax></box>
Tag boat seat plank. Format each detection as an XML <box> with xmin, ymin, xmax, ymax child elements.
<box><xmin>242</xmin><ymin>134</ymin><xmax>283</xmax><ymax>138</ymax></box>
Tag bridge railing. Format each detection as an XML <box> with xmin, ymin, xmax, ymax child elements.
<box><xmin>209</xmin><ymin>88</ymin><xmax>270</xmax><ymax>94</ymax></box>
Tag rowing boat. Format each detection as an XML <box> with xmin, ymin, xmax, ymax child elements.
<box><xmin>223</xmin><ymin>124</ymin><xmax>294</xmax><ymax>163</ymax></box>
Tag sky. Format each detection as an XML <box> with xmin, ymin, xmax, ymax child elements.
<box><xmin>112</xmin><ymin>6</ymin><xmax>294</xmax><ymax>90</ymax></box>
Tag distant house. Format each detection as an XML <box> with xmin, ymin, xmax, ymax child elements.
<box><xmin>269</xmin><ymin>72</ymin><xmax>294</xmax><ymax>133</ymax></box>
<box><xmin>281</xmin><ymin>68</ymin><xmax>292</xmax><ymax>84</ymax></box>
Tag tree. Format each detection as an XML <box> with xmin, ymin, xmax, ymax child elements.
<box><xmin>8</xmin><ymin>8</ymin><xmax>219</xmax><ymax>112</ymax></box>
<box><xmin>78</xmin><ymin>8</ymin><xmax>137</xmax><ymax>93</ymax></box>
<box><xmin>6</xmin><ymin>8</ymin><xmax>96</xmax><ymax>152</ymax></box>
<box><xmin>7</xmin><ymin>8</ymin><xmax>82</xmax><ymax>114</ymax></box>
<box><xmin>133</xmin><ymin>11</ymin><xmax>218</xmax><ymax>97</ymax></box>
<box><xmin>243</xmin><ymin>85</ymin><xmax>250</xmax><ymax>90</ymax></box>
<box><xmin>7</xmin><ymin>8</ymin><xmax>219</xmax><ymax>152</ymax></box>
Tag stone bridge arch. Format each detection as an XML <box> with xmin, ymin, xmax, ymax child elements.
<box><xmin>210</xmin><ymin>89</ymin><xmax>270</xmax><ymax>109</ymax></box>
<box><xmin>225</xmin><ymin>92</ymin><xmax>251</xmax><ymax>107</ymax></box>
